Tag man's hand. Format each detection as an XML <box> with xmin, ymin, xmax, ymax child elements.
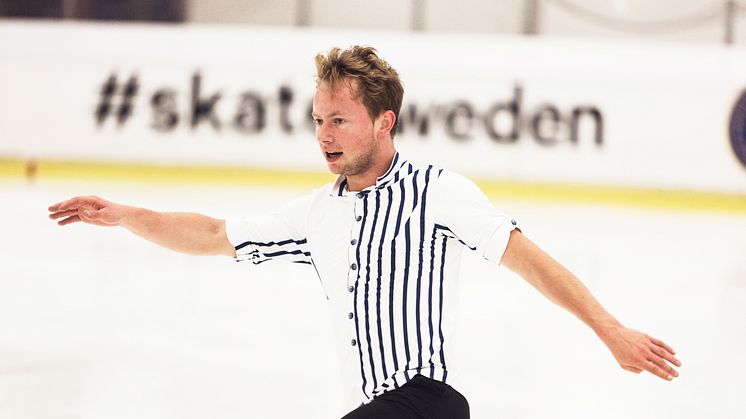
<box><xmin>49</xmin><ymin>196</ymin><xmax>128</xmax><ymax>227</ymax></box>
<box><xmin>599</xmin><ymin>325</ymin><xmax>681</xmax><ymax>381</ymax></box>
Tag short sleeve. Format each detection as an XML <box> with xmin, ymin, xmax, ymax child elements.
<box><xmin>429</xmin><ymin>170</ymin><xmax>519</xmax><ymax>264</ymax></box>
<box><xmin>225</xmin><ymin>193</ymin><xmax>314</xmax><ymax>265</ymax></box>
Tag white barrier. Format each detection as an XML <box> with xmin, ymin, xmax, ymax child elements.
<box><xmin>1</xmin><ymin>21</ymin><xmax>745</xmax><ymax>193</ymax></box>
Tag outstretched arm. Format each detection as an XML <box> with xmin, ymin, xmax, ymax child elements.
<box><xmin>500</xmin><ymin>229</ymin><xmax>681</xmax><ymax>381</ymax></box>
<box><xmin>48</xmin><ymin>195</ymin><xmax>236</xmax><ymax>257</ymax></box>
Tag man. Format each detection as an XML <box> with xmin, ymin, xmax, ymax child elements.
<box><xmin>49</xmin><ymin>46</ymin><xmax>680</xmax><ymax>418</ymax></box>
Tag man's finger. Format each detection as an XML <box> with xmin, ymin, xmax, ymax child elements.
<box><xmin>645</xmin><ymin>360</ymin><xmax>674</xmax><ymax>381</ymax></box>
<box><xmin>49</xmin><ymin>198</ymin><xmax>80</xmax><ymax>211</ymax></box>
<box><xmin>49</xmin><ymin>209</ymin><xmax>79</xmax><ymax>220</ymax></box>
<box><xmin>55</xmin><ymin>202</ymin><xmax>75</xmax><ymax>212</ymax></box>
<box><xmin>651</xmin><ymin>344</ymin><xmax>682</xmax><ymax>368</ymax></box>
<box><xmin>647</xmin><ymin>354</ymin><xmax>678</xmax><ymax>378</ymax></box>
<box><xmin>650</xmin><ymin>336</ymin><xmax>676</xmax><ymax>355</ymax></box>
<box><xmin>51</xmin><ymin>198</ymin><xmax>78</xmax><ymax>212</ymax></box>
<box><xmin>55</xmin><ymin>197</ymin><xmax>94</xmax><ymax>212</ymax></box>
<box><xmin>58</xmin><ymin>215</ymin><xmax>81</xmax><ymax>226</ymax></box>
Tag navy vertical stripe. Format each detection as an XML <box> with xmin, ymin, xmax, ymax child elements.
<box><xmin>389</xmin><ymin>183</ymin><xmax>405</xmax><ymax>388</ymax></box>
<box><xmin>438</xmin><ymin>235</ymin><xmax>449</xmax><ymax>382</ymax></box>
<box><xmin>427</xmin><ymin>224</ymin><xmax>438</xmax><ymax>378</ymax></box>
<box><xmin>375</xmin><ymin>189</ymin><xmax>391</xmax><ymax>381</ymax></box>
<box><xmin>401</xmin><ymin>173</ymin><xmax>416</xmax><ymax>380</ymax></box>
<box><xmin>414</xmin><ymin>168</ymin><xmax>431</xmax><ymax>373</ymax></box>
<box><xmin>353</xmin><ymin>198</ymin><xmax>369</xmax><ymax>398</ymax></box>
<box><xmin>363</xmin><ymin>194</ymin><xmax>379</xmax><ymax>392</ymax></box>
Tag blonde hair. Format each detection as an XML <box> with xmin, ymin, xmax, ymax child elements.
<box><xmin>315</xmin><ymin>46</ymin><xmax>404</xmax><ymax>138</ymax></box>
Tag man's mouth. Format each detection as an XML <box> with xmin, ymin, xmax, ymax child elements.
<box><xmin>325</xmin><ymin>151</ymin><xmax>343</xmax><ymax>161</ymax></box>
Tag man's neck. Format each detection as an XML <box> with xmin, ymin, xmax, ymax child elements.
<box><xmin>345</xmin><ymin>150</ymin><xmax>396</xmax><ymax>192</ymax></box>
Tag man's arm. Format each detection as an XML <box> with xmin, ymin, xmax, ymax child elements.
<box><xmin>48</xmin><ymin>195</ymin><xmax>236</xmax><ymax>257</ymax></box>
<box><xmin>500</xmin><ymin>229</ymin><xmax>681</xmax><ymax>381</ymax></box>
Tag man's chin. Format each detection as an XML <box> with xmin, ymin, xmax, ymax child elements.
<box><xmin>326</xmin><ymin>163</ymin><xmax>343</xmax><ymax>175</ymax></box>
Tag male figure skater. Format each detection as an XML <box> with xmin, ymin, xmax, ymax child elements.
<box><xmin>49</xmin><ymin>46</ymin><xmax>680</xmax><ymax>419</ymax></box>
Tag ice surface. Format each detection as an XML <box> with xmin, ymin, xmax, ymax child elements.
<box><xmin>1</xmin><ymin>179</ymin><xmax>745</xmax><ymax>418</ymax></box>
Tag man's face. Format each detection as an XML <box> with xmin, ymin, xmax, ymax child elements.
<box><xmin>312</xmin><ymin>80</ymin><xmax>379</xmax><ymax>177</ymax></box>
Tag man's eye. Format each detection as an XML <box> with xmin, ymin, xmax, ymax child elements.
<box><xmin>313</xmin><ymin>118</ymin><xmax>322</xmax><ymax>125</ymax></box>
<box><xmin>333</xmin><ymin>118</ymin><xmax>345</xmax><ymax>125</ymax></box>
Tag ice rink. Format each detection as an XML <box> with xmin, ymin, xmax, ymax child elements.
<box><xmin>1</xmin><ymin>178</ymin><xmax>745</xmax><ymax>418</ymax></box>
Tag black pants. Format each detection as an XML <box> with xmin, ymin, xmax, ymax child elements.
<box><xmin>341</xmin><ymin>375</ymin><xmax>470</xmax><ymax>419</ymax></box>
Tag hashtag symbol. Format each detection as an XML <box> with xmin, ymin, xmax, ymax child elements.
<box><xmin>94</xmin><ymin>74</ymin><xmax>139</xmax><ymax>126</ymax></box>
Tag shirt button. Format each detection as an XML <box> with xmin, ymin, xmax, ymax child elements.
<box><xmin>350</xmin><ymin>239</ymin><xmax>357</xmax><ymax>245</ymax></box>
<box><xmin>348</xmin><ymin>312</ymin><xmax>354</xmax><ymax>319</ymax></box>
<box><xmin>351</xmin><ymin>339</ymin><xmax>357</xmax><ymax>346</ymax></box>
<box><xmin>356</xmin><ymin>192</ymin><xmax>364</xmax><ymax>198</ymax></box>
<box><xmin>348</xmin><ymin>286</ymin><xmax>354</xmax><ymax>293</ymax></box>
<box><xmin>356</xmin><ymin>215</ymin><xmax>362</xmax><ymax>222</ymax></box>
<box><xmin>351</xmin><ymin>263</ymin><xmax>357</xmax><ymax>270</ymax></box>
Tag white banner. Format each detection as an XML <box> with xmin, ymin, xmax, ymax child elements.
<box><xmin>1</xmin><ymin>21</ymin><xmax>746</xmax><ymax>193</ymax></box>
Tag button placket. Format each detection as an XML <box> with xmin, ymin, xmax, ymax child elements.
<box><xmin>347</xmin><ymin>192</ymin><xmax>366</xmax><ymax>351</ymax></box>
<box><xmin>348</xmin><ymin>193</ymin><xmax>364</xmax><ymax>291</ymax></box>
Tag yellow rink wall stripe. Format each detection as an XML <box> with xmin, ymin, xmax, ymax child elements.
<box><xmin>0</xmin><ymin>158</ymin><xmax>336</xmax><ymax>188</ymax></box>
<box><xmin>2</xmin><ymin>158</ymin><xmax>746</xmax><ymax>215</ymax></box>
<box><xmin>476</xmin><ymin>180</ymin><xmax>746</xmax><ymax>214</ymax></box>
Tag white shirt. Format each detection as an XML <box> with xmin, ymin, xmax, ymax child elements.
<box><xmin>226</xmin><ymin>152</ymin><xmax>518</xmax><ymax>412</ymax></box>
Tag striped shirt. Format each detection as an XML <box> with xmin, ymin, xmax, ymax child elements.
<box><xmin>226</xmin><ymin>152</ymin><xmax>518</xmax><ymax>411</ymax></box>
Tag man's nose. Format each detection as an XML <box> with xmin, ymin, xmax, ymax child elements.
<box><xmin>316</xmin><ymin>124</ymin><xmax>333</xmax><ymax>143</ymax></box>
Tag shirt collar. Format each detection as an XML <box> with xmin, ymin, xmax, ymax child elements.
<box><xmin>375</xmin><ymin>151</ymin><xmax>406</xmax><ymax>189</ymax></box>
<box><xmin>330</xmin><ymin>151</ymin><xmax>407</xmax><ymax>197</ymax></box>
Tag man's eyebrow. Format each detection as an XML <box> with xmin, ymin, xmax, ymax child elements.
<box><xmin>311</xmin><ymin>111</ymin><xmax>343</xmax><ymax>118</ymax></box>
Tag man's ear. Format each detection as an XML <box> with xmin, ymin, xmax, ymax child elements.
<box><xmin>375</xmin><ymin>110</ymin><xmax>396</xmax><ymax>138</ymax></box>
